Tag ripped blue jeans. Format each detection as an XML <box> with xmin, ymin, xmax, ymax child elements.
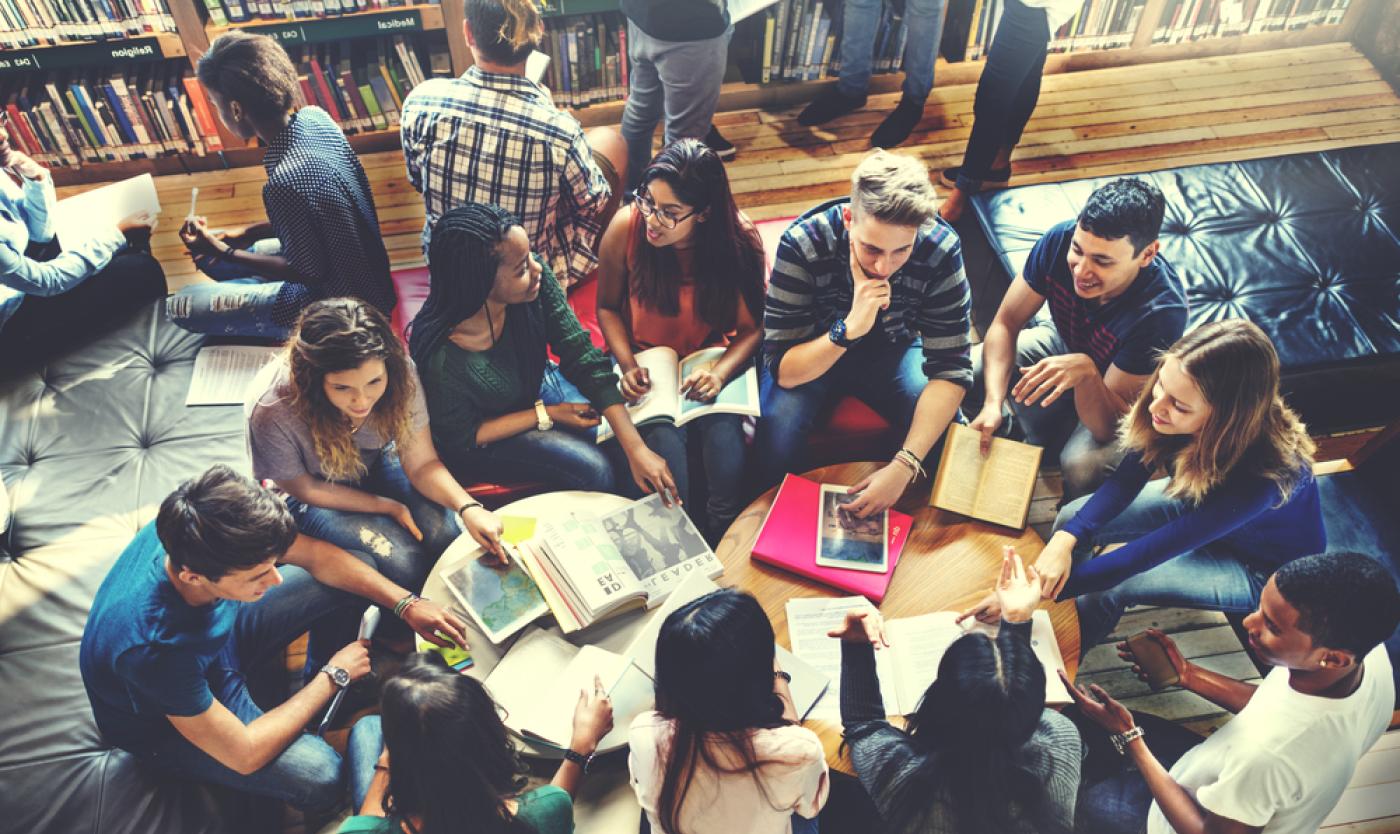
<box><xmin>286</xmin><ymin>450</ymin><xmax>460</xmax><ymax>629</ymax></box>
<box><xmin>164</xmin><ymin>238</ymin><xmax>318</xmax><ymax>340</ymax></box>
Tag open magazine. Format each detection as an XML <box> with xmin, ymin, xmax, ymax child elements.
<box><xmin>515</xmin><ymin>493</ymin><xmax>723</xmax><ymax>633</ymax></box>
<box><xmin>596</xmin><ymin>346</ymin><xmax>760</xmax><ymax>443</ymax></box>
<box><xmin>788</xmin><ymin>597</ymin><xmax>1071</xmax><ymax>721</ymax></box>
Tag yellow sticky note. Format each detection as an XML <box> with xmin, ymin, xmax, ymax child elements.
<box><xmin>416</xmin><ymin>635</ymin><xmax>473</xmax><ymax>671</ymax></box>
<box><xmin>501</xmin><ymin>515</ymin><xmax>537</xmax><ymax>545</ymax></box>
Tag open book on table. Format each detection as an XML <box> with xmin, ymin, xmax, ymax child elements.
<box><xmin>514</xmin><ymin>493</ymin><xmax>723</xmax><ymax>634</ymax></box>
<box><xmin>787</xmin><ymin>597</ymin><xmax>1070</xmax><ymax>722</ymax></box>
<box><xmin>596</xmin><ymin>345</ymin><xmax>760</xmax><ymax>443</ymax></box>
<box><xmin>622</xmin><ymin>572</ymin><xmax>830</xmax><ymax>721</ymax></box>
<box><xmin>482</xmin><ymin>626</ymin><xmax>652</xmax><ymax>750</ymax></box>
<box><xmin>929</xmin><ymin>423</ymin><xmax>1044</xmax><ymax>529</ymax></box>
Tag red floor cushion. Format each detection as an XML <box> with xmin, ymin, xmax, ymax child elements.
<box><xmin>387</xmin><ymin>216</ymin><xmax>895</xmax><ymax>502</ymax></box>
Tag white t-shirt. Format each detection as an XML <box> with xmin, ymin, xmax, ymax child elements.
<box><xmin>628</xmin><ymin>711</ymin><xmax>830</xmax><ymax>834</ymax></box>
<box><xmin>1148</xmin><ymin>646</ymin><xmax>1394</xmax><ymax>834</ymax></box>
<box><xmin>1019</xmin><ymin>0</ymin><xmax>1084</xmax><ymax>30</ymax></box>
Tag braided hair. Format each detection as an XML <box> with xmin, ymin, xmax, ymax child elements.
<box><xmin>408</xmin><ymin>203</ymin><xmax>519</xmax><ymax>371</ymax></box>
<box><xmin>197</xmin><ymin>31</ymin><xmax>298</xmax><ymax>122</ymax></box>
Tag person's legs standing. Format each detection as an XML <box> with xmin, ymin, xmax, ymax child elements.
<box><xmin>621</xmin><ymin>22</ymin><xmax>665</xmax><ymax>192</ymax></box>
<box><xmin>0</xmin><ymin>249</ymin><xmax>167</xmax><ymax>379</ymax></box>
<box><xmin>797</xmin><ymin>0</ymin><xmax>876</xmax><ymax>125</ymax></box>
<box><xmin>693</xmin><ymin>412</ymin><xmax>748</xmax><ymax>542</ymax></box>
<box><xmin>656</xmin><ymin>27</ymin><xmax>731</xmax><ymax>149</ymax></box>
<box><xmin>755</xmin><ymin>361</ymin><xmax>839</xmax><ymax>487</ymax></box>
<box><xmin>897</xmin><ymin>0</ymin><xmax>948</xmax><ymax>103</ymax></box>
<box><xmin>953</xmin><ymin>0</ymin><xmax>1049</xmax><ymax>194</ymax></box>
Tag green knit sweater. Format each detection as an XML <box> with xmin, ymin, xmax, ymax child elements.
<box><xmin>420</xmin><ymin>269</ymin><xmax>624</xmax><ymax>458</ymax></box>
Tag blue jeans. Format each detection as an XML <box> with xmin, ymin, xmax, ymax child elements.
<box><xmin>286</xmin><ymin>451</ymin><xmax>458</xmax><ymax>595</ymax></box>
<box><xmin>967</xmin><ymin>315</ymin><xmax>1123</xmax><ymax>500</ymax></box>
<box><xmin>621</xmin><ymin>22</ymin><xmax>733</xmax><ymax>191</ymax></box>
<box><xmin>838</xmin><ymin>0</ymin><xmax>948</xmax><ymax>101</ymax></box>
<box><xmin>956</xmin><ymin>0</ymin><xmax>1051</xmax><ymax>191</ymax></box>
<box><xmin>346</xmin><ymin>715</ymin><xmax>389</xmax><ymax>813</ymax></box>
<box><xmin>1055</xmin><ymin>481</ymin><xmax>1270</xmax><ymax>653</ymax></box>
<box><xmin>1074</xmin><ymin>710</ymin><xmax>1204</xmax><ymax>833</ymax></box>
<box><xmin>445</xmin><ymin>366</ymin><xmax>690</xmax><ymax>503</ymax></box>
<box><xmin>690</xmin><ymin>412</ymin><xmax>748</xmax><ymax>538</ymax></box>
<box><xmin>133</xmin><ymin>562</ymin><xmax>366</xmax><ymax>811</ymax></box>
<box><xmin>756</xmin><ymin>340</ymin><xmax>940</xmax><ymax>487</ymax></box>
<box><xmin>165</xmin><ymin>238</ymin><xmax>316</xmax><ymax>339</ymax></box>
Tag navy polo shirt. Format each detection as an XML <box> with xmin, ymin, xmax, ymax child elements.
<box><xmin>1022</xmin><ymin>220</ymin><xmax>1188</xmax><ymax>376</ymax></box>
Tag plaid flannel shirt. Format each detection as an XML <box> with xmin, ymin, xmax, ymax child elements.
<box><xmin>400</xmin><ymin>67</ymin><xmax>611</xmax><ymax>286</ymax></box>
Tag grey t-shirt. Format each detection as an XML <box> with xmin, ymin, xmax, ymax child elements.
<box><xmin>247</xmin><ymin>359</ymin><xmax>430</xmax><ymax>484</ymax></box>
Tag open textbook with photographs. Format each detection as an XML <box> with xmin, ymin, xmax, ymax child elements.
<box><xmin>513</xmin><ymin>493</ymin><xmax>724</xmax><ymax>633</ymax></box>
<box><xmin>596</xmin><ymin>345</ymin><xmax>761</xmax><ymax>443</ymax></box>
<box><xmin>788</xmin><ymin>597</ymin><xmax>1071</xmax><ymax>722</ymax></box>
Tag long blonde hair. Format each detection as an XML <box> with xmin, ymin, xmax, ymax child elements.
<box><xmin>287</xmin><ymin>298</ymin><xmax>416</xmax><ymax>483</ymax></box>
<box><xmin>1121</xmin><ymin>319</ymin><xmax>1314</xmax><ymax>504</ymax></box>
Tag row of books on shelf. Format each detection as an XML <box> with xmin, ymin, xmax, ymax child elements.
<box><xmin>200</xmin><ymin>0</ymin><xmax>436</xmax><ymax>27</ymax></box>
<box><xmin>1048</xmin><ymin>0</ymin><xmax>1145</xmax><ymax>53</ymax></box>
<box><xmin>1152</xmin><ymin>0</ymin><xmax>1349</xmax><ymax>41</ymax></box>
<box><xmin>0</xmin><ymin>0</ymin><xmax>175</xmax><ymax>49</ymax></box>
<box><xmin>758</xmin><ymin>0</ymin><xmax>907</xmax><ymax>84</ymax></box>
<box><xmin>536</xmin><ymin>12</ymin><xmax>627</xmax><ymax>109</ymax></box>
<box><xmin>284</xmin><ymin>35</ymin><xmax>448</xmax><ymax>134</ymax></box>
<box><xmin>0</xmin><ymin>61</ymin><xmax>222</xmax><ymax>165</ymax></box>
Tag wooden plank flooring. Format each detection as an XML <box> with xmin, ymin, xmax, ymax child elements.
<box><xmin>71</xmin><ymin>41</ymin><xmax>1397</xmax><ymax>833</ymax></box>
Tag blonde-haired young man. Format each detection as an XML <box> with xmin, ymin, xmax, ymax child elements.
<box><xmin>758</xmin><ymin>151</ymin><xmax>972</xmax><ymax>515</ymax></box>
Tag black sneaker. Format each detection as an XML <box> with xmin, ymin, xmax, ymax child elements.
<box><xmin>939</xmin><ymin>165</ymin><xmax>1012</xmax><ymax>190</ymax></box>
<box><xmin>703</xmin><ymin>125</ymin><xmax>736</xmax><ymax>160</ymax></box>
<box><xmin>870</xmin><ymin>97</ymin><xmax>925</xmax><ymax>149</ymax></box>
<box><xmin>798</xmin><ymin>86</ymin><xmax>867</xmax><ymax>126</ymax></box>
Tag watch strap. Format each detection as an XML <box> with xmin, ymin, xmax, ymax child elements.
<box><xmin>563</xmin><ymin>748</ymin><xmax>593</xmax><ymax>771</ymax></box>
<box><xmin>1110</xmin><ymin>725</ymin><xmax>1145</xmax><ymax>755</ymax></box>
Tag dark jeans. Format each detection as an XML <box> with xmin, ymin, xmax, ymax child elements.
<box><xmin>688</xmin><ymin>412</ymin><xmax>748</xmax><ymax>538</ymax></box>
<box><xmin>755</xmin><ymin>339</ymin><xmax>950</xmax><ymax>488</ymax></box>
<box><xmin>1071</xmin><ymin>709</ymin><xmax>1206</xmax><ymax>833</ymax></box>
<box><xmin>132</xmin><ymin>562</ymin><xmax>367</xmax><ymax>812</ymax></box>
<box><xmin>444</xmin><ymin>366</ymin><xmax>690</xmax><ymax>504</ymax></box>
<box><xmin>956</xmin><ymin>0</ymin><xmax>1052</xmax><ymax>192</ymax></box>
<box><xmin>0</xmin><ymin>239</ymin><xmax>166</xmax><ymax>380</ymax></box>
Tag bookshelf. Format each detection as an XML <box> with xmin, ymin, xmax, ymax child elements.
<box><xmin>11</xmin><ymin>0</ymin><xmax>1378</xmax><ymax>184</ymax></box>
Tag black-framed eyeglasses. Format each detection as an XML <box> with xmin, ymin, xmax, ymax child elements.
<box><xmin>632</xmin><ymin>188</ymin><xmax>698</xmax><ymax>230</ymax></box>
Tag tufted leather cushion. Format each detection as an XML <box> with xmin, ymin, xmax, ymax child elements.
<box><xmin>970</xmin><ymin>143</ymin><xmax>1400</xmax><ymax>431</ymax></box>
<box><xmin>0</xmin><ymin>301</ymin><xmax>248</xmax><ymax>833</ymax></box>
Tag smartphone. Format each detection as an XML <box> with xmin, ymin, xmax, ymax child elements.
<box><xmin>1126</xmin><ymin>631</ymin><xmax>1180</xmax><ymax>690</ymax></box>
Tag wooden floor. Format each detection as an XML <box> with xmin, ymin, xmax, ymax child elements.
<box><xmin>76</xmin><ymin>41</ymin><xmax>1397</xmax><ymax>833</ymax></box>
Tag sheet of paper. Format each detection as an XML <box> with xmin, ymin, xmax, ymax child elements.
<box><xmin>775</xmin><ymin>643</ymin><xmax>830</xmax><ymax>721</ymax></box>
<box><xmin>885</xmin><ymin>612</ymin><xmax>996</xmax><ymax>714</ymax></box>
<box><xmin>728</xmin><ymin>0</ymin><xmax>783</xmax><ymax>23</ymax></box>
<box><xmin>185</xmin><ymin>345</ymin><xmax>281</xmax><ymax>406</ymax></box>
<box><xmin>526</xmin><ymin>50</ymin><xmax>551</xmax><ymax>83</ymax></box>
<box><xmin>52</xmin><ymin>173</ymin><xmax>160</xmax><ymax>251</ymax></box>
<box><xmin>786</xmin><ymin>596</ymin><xmax>897</xmax><ymax>722</ymax></box>
<box><xmin>597</xmin><ymin>347</ymin><xmax>681</xmax><ymax>443</ymax></box>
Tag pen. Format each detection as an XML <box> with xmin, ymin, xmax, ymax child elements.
<box><xmin>186</xmin><ymin>187</ymin><xmax>198</xmax><ymax>222</ymax></box>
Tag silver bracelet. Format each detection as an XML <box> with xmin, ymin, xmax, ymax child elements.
<box><xmin>1110</xmin><ymin>725</ymin><xmax>1145</xmax><ymax>755</ymax></box>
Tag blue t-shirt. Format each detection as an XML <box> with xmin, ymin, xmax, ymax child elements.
<box><xmin>79</xmin><ymin>522</ymin><xmax>239</xmax><ymax>751</ymax></box>
<box><xmin>1022</xmin><ymin>220</ymin><xmax>1188</xmax><ymax>376</ymax></box>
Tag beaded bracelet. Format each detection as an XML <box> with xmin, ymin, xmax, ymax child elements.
<box><xmin>894</xmin><ymin>448</ymin><xmax>926</xmax><ymax>482</ymax></box>
<box><xmin>393</xmin><ymin>593</ymin><xmax>421</xmax><ymax>619</ymax></box>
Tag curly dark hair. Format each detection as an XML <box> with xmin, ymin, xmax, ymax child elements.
<box><xmin>1077</xmin><ymin>177</ymin><xmax>1166</xmax><ymax>255</ymax></box>
<box><xmin>197</xmin><ymin>30</ymin><xmax>299</xmax><ymax>122</ymax></box>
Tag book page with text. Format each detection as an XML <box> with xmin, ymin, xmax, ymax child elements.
<box><xmin>885</xmin><ymin>611</ymin><xmax>997</xmax><ymax>715</ymax></box>
<box><xmin>787</xmin><ymin>596</ymin><xmax>898</xmax><ymax>721</ymax></box>
<box><xmin>931</xmin><ymin>423</ymin><xmax>986</xmax><ymax>516</ymax></box>
<box><xmin>676</xmin><ymin>346</ymin><xmax>762</xmax><ymax>425</ymax></box>
<box><xmin>971</xmin><ymin>434</ymin><xmax>1043</xmax><ymax>528</ymax></box>
<box><xmin>597</xmin><ymin>346</ymin><xmax>681</xmax><ymax>443</ymax></box>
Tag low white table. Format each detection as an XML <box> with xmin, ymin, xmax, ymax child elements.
<box><xmin>421</xmin><ymin>490</ymin><xmax>664</xmax><ymax>758</ymax></box>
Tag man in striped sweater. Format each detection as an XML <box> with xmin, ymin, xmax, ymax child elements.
<box><xmin>757</xmin><ymin>150</ymin><xmax>972</xmax><ymax>516</ymax></box>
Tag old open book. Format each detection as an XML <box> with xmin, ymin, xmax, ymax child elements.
<box><xmin>929</xmin><ymin>423</ymin><xmax>1043</xmax><ymax>529</ymax></box>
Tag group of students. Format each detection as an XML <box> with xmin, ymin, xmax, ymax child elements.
<box><xmin>36</xmin><ymin>1</ymin><xmax>1400</xmax><ymax>832</ymax></box>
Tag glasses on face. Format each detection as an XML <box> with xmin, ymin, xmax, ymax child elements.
<box><xmin>632</xmin><ymin>188</ymin><xmax>698</xmax><ymax>230</ymax></box>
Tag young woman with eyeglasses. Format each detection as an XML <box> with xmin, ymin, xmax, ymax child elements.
<box><xmin>596</xmin><ymin>139</ymin><xmax>766</xmax><ymax>542</ymax></box>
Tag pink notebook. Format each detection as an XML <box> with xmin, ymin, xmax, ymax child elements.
<box><xmin>751</xmin><ymin>474</ymin><xmax>912</xmax><ymax>603</ymax></box>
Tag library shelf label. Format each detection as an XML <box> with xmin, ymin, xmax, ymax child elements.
<box><xmin>242</xmin><ymin>9</ymin><xmax>423</xmax><ymax>45</ymax></box>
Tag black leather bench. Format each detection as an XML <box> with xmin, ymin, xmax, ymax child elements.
<box><xmin>969</xmin><ymin>142</ymin><xmax>1400</xmax><ymax>433</ymax></box>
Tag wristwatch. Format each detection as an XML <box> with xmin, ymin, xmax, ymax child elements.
<box><xmin>563</xmin><ymin>748</ymin><xmax>594</xmax><ymax>773</ymax></box>
<box><xmin>1109</xmin><ymin>725</ymin><xmax>1145</xmax><ymax>755</ymax></box>
<box><xmin>534</xmin><ymin>399</ymin><xmax>553</xmax><ymax>432</ymax></box>
<box><xmin>828</xmin><ymin>318</ymin><xmax>860</xmax><ymax>348</ymax></box>
<box><xmin>320</xmin><ymin>664</ymin><xmax>351</xmax><ymax>690</ymax></box>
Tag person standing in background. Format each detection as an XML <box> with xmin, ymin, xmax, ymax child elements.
<box><xmin>797</xmin><ymin>0</ymin><xmax>948</xmax><ymax>149</ymax></box>
<box><xmin>939</xmin><ymin>0</ymin><xmax>1084</xmax><ymax>222</ymax></box>
<box><xmin>619</xmin><ymin>0</ymin><xmax>735</xmax><ymax>191</ymax></box>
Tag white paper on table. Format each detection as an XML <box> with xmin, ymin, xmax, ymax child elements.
<box><xmin>786</xmin><ymin>596</ymin><xmax>898</xmax><ymax>722</ymax></box>
<box><xmin>186</xmin><ymin>345</ymin><xmax>281</xmax><ymax>406</ymax></box>
<box><xmin>52</xmin><ymin>173</ymin><xmax>160</xmax><ymax>251</ymax></box>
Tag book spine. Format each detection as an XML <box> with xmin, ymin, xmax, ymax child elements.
<box><xmin>181</xmin><ymin>75</ymin><xmax>225</xmax><ymax>151</ymax></box>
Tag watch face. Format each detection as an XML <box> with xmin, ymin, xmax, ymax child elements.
<box><xmin>326</xmin><ymin>666</ymin><xmax>350</xmax><ymax>687</ymax></box>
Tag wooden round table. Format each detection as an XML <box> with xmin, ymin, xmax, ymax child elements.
<box><xmin>715</xmin><ymin>461</ymin><xmax>1080</xmax><ymax>771</ymax></box>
